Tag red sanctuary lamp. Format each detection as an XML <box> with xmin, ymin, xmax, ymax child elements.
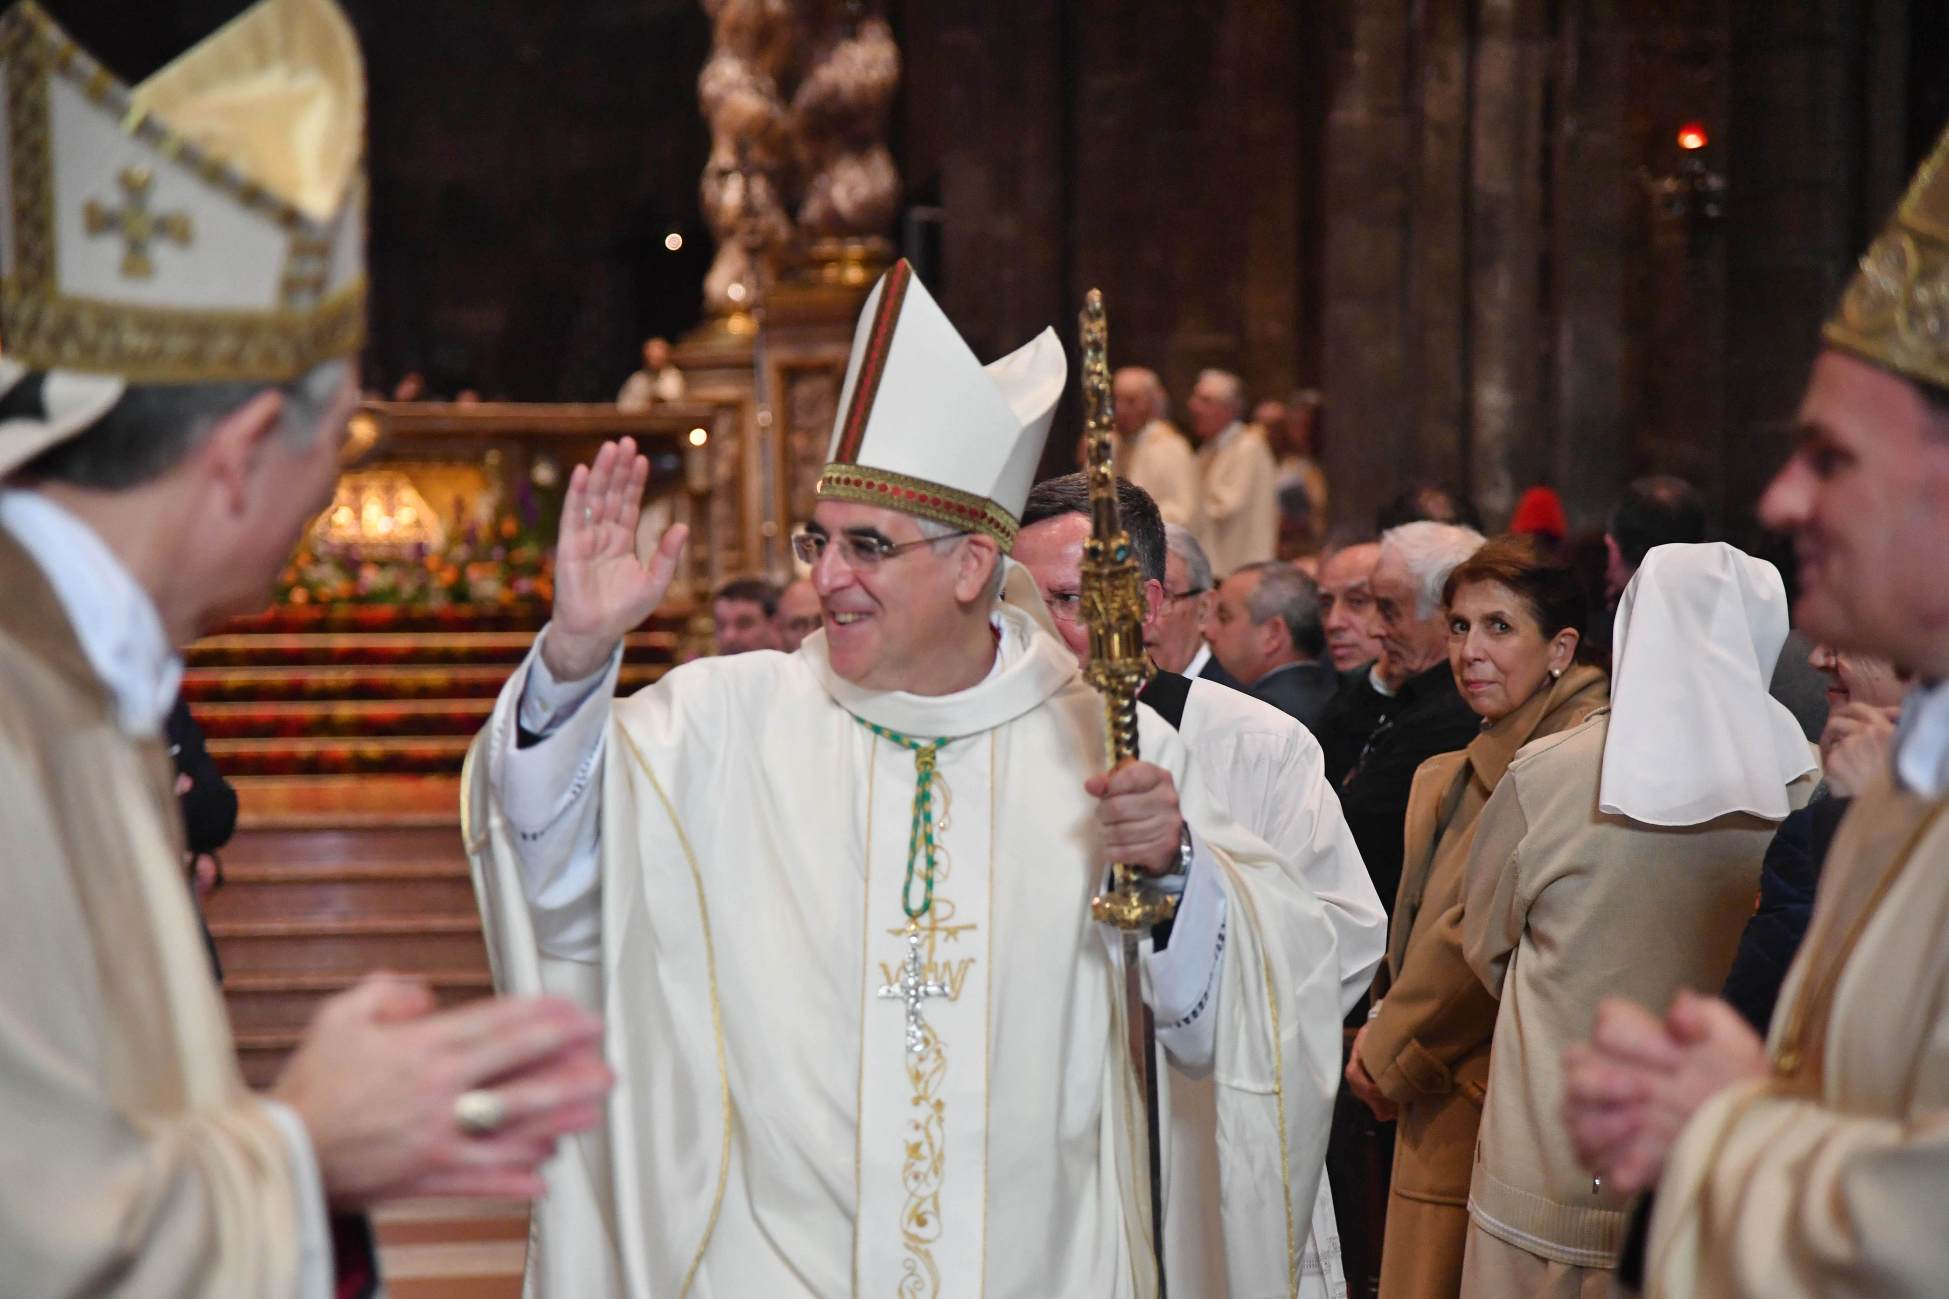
<box><xmin>1641</xmin><ymin>119</ymin><xmax>1726</xmax><ymax>251</ymax></box>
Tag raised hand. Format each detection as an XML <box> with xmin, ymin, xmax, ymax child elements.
<box><xmin>543</xmin><ymin>437</ymin><xmax>688</xmax><ymax>682</ymax></box>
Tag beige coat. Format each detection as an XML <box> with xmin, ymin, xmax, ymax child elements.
<box><xmin>1360</xmin><ymin>667</ymin><xmax>1607</xmax><ymax>1299</ymax></box>
<box><xmin>1646</xmin><ymin>776</ymin><xmax>1949</xmax><ymax>1297</ymax></box>
<box><xmin>1194</xmin><ymin>422</ymin><xmax>1278</xmax><ymax>576</ymax></box>
<box><xmin>1460</xmin><ymin>711</ymin><xmax>1813</xmax><ymax>1270</ymax></box>
<box><xmin>1364</xmin><ymin>666</ymin><xmax>1610</xmax><ymax>1199</ymax></box>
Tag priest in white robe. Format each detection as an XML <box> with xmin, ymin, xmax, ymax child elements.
<box><xmin>1017</xmin><ymin>470</ymin><xmax>1384</xmax><ymax>1298</ymax></box>
<box><xmin>468</xmin><ymin>261</ymin><xmax>1346</xmax><ymax>1297</ymax></box>
<box><xmin>1560</xmin><ymin>122</ymin><xmax>1949</xmax><ymax>1298</ymax></box>
<box><xmin>1112</xmin><ymin>367</ymin><xmax>1200</xmax><ymax>529</ymax></box>
<box><xmin>1188</xmin><ymin>370</ymin><xmax>1279</xmax><ymax>577</ymax></box>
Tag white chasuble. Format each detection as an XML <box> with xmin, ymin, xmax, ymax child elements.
<box><xmin>467</xmin><ymin>600</ymin><xmax>1343</xmax><ymax>1298</ymax></box>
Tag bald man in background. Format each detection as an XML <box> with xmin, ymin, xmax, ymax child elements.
<box><xmin>1112</xmin><ymin>366</ymin><xmax>1198</xmax><ymax>527</ymax></box>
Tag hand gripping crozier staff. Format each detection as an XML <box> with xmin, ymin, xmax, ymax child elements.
<box><xmin>467</xmin><ymin>257</ymin><xmax>1345</xmax><ymax>1297</ymax></box>
<box><xmin>0</xmin><ymin>3</ymin><xmax>612</xmax><ymax>1295</ymax></box>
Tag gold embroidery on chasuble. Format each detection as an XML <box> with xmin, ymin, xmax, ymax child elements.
<box><xmin>857</xmin><ymin>731</ymin><xmax>996</xmax><ymax>1299</ymax></box>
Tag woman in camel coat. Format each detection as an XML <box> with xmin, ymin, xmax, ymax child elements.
<box><xmin>1346</xmin><ymin>536</ymin><xmax>1609</xmax><ymax>1299</ymax></box>
<box><xmin>1458</xmin><ymin>544</ymin><xmax>1819</xmax><ymax>1298</ymax></box>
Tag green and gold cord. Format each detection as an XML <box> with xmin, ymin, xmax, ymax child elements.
<box><xmin>856</xmin><ymin>718</ymin><xmax>958</xmax><ymax>922</ymax></box>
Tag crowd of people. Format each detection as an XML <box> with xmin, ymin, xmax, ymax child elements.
<box><xmin>694</xmin><ymin>448</ymin><xmax>1897</xmax><ymax>1299</ymax></box>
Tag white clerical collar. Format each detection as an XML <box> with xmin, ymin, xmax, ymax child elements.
<box><xmin>1894</xmin><ymin>678</ymin><xmax>1949</xmax><ymax>798</ymax></box>
<box><xmin>0</xmin><ymin>489</ymin><xmax>181</xmax><ymax>735</ymax></box>
<box><xmin>1368</xmin><ymin>663</ymin><xmax>1398</xmax><ymax>698</ymax></box>
<box><xmin>806</xmin><ymin>598</ymin><xmax>1077</xmax><ymax>740</ymax></box>
<box><xmin>1184</xmin><ymin>641</ymin><xmax>1214</xmax><ymax>679</ymax></box>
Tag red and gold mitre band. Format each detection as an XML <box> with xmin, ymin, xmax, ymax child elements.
<box><xmin>815</xmin><ymin>463</ymin><xmax>1021</xmax><ymax>550</ymax></box>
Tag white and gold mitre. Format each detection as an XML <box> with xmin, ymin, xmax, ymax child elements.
<box><xmin>1824</xmin><ymin>122</ymin><xmax>1949</xmax><ymax>393</ymax></box>
<box><xmin>815</xmin><ymin>259</ymin><xmax>1065</xmax><ymax>550</ymax></box>
<box><xmin>0</xmin><ymin>0</ymin><xmax>365</xmax><ymax>386</ymax></box>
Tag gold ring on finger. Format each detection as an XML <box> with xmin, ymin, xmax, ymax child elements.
<box><xmin>454</xmin><ymin>1088</ymin><xmax>509</xmax><ymax>1137</ymax></box>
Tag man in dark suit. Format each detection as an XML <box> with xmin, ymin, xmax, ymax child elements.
<box><xmin>1336</xmin><ymin>520</ymin><xmax>1485</xmax><ymax>912</ymax></box>
<box><xmin>1151</xmin><ymin>522</ymin><xmax>1243</xmax><ymax>689</ymax></box>
<box><xmin>1205</xmin><ymin>560</ymin><xmax>1339</xmax><ymax>730</ymax></box>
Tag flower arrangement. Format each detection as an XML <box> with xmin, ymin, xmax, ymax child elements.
<box><xmin>277</xmin><ymin>513</ymin><xmax>553</xmax><ymax>609</ymax></box>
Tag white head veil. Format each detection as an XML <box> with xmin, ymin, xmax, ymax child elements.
<box><xmin>1599</xmin><ymin>542</ymin><xmax>1817</xmax><ymax>826</ymax></box>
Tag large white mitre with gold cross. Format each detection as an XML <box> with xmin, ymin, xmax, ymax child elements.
<box><xmin>0</xmin><ymin>0</ymin><xmax>365</xmax><ymax>413</ymax></box>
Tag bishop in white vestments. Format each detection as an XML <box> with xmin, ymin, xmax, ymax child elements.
<box><xmin>468</xmin><ymin>261</ymin><xmax>1345</xmax><ymax>1297</ymax></box>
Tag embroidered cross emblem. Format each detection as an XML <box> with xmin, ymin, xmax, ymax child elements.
<box><xmin>878</xmin><ymin>925</ymin><xmax>949</xmax><ymax>1057</ymax></box>
<box><xmin>83</xmin><ymin>166</ymin><xmax>193</xmax><ymax>279</ymax></box>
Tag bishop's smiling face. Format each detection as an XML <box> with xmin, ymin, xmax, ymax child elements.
<box><xmin>806</xmin><ymin>499</ymin><xmax>1000</xmax><ymax>694</ymax></box>
<box><xmin>1760</xmin><ymin>350</ymin><xmax>1949</xmax><ymax>676</ymax></box>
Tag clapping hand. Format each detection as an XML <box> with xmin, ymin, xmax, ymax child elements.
<box><xmin>274</xmin><ymin>974</ymin><xmax>613</xmax><ymax>1206</ymax></box>
<box><xmin>542</xmin><ymin>438</ymin><xmax>689</xmax><ymax>683</ymax></box>
<box><xmin>1562</xmin><ymin>991</ymin><xmax>1768</xmax><ymax>1195</ymax></box>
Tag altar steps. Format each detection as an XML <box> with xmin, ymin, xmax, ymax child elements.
<box><xmin>207</xmin><ymin>780</ymin><xmax>490</xmax><ymax>1088</ymax></box>
<box><xmin>183</xmin><ymin>661</ymin><xmax>667</xmax><ymax>703</ymax></box>
<box><xmin>374</xmin><ymin>1198</ymin><xmax>529</xmax><ymax>1299</ymax></box>
<box><xmin>187</xmin><ymin>629</ymin><xmax>674</xmax><ymax>668</ymax></box>
<box><xmin>183</xmin><ymin>621</ymin><xmax>680</xmax><ymax>776</ymax></box>
<box><xmin>211</xmin><ymin>784</ymin><xmax>535</xmax><ymax>1295</ymax></box>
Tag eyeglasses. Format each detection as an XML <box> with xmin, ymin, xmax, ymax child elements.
<box><xmin>790</xmin><ymin>528</ymin><xmax>973</xmax><ymax>570</ymax></box>
<box><xmin>1044</xmin><ymin>591</ymin><xmax>1085</xmax><ymax>623</ymax></box>
<box><xmin>1160</xmin><ymin>587</ymin><xmax>1209</xmax><ymax>605</ymax></box>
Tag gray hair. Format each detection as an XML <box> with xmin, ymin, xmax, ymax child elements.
<box><xmin>1196</xmin><ymin>368</ymin><xmax>1245</xmax><ymax>415</ymax></box>
<box><xmin>1380</xmin><ymin>520</ymin><xmax>1485</xmax><ymax>618</ymax></box>
<box><xmin>19</xmin><ymin>359</ymin><xmax>351</xmax><ymax>490</ymax></box>
<box><xmin>1164</xmin><ymin>523</ymin><xmax>1214</xmax><ymax>593</ymax></box>
<box><xmin>915</xmin><ymin>514</ymin><xmax>1007</xmax><ymax>601</ymax></box>
<box><xmin>1237</xmin><ymin>560</ymin><xmax>1326</xmax><ymax>659</ymax></box>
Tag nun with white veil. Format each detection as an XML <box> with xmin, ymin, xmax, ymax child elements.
<box><xmin>1451</xmin><ymin>543</ymin><xmax>1820</xmax><ymax>1298</ymax></box>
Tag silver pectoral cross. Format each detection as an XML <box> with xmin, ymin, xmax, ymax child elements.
<box><xmin>878</xmin><ymin>925</ymin><xmax>949</xmax><ymax>1057</ymax></box>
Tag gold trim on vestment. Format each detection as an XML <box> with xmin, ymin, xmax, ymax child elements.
<box><xmin>980</xmin><ymin>732</ymin><xmax>995</xmax><ymax>1299</ymax></box>
<box><xmin>616</xmin><ymin>724</ymin><xmax>733</xmax><ymax>1299</ymax></box>
<box><xmin>816</xmin><ymin>463</ymin><xmax>1021</xmax><ymax>550</ymax></box>
<box><xmin>896</xmin><ymin>753</ymin><xmax>951</xmax><ymax>1296</ymax></box>
<box><xmin>853</xmin><ymin>748</ymin><xmax>876</xmax><ymax>1299</ymax></box>
<box><xmin>1769</xmin><ymin>797</ymin><xmax>1949</xmax><ymax>1081</ymax></box>
<box><xmin>1220</xmin><ymin>857</ymin><xmax>1299</xmax><ymax>1294</ymax></box>
<box><xmin>1110</xmin><ymin>939</ymin><xmax>1157</xmax><ymax>1293</ymax></box>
